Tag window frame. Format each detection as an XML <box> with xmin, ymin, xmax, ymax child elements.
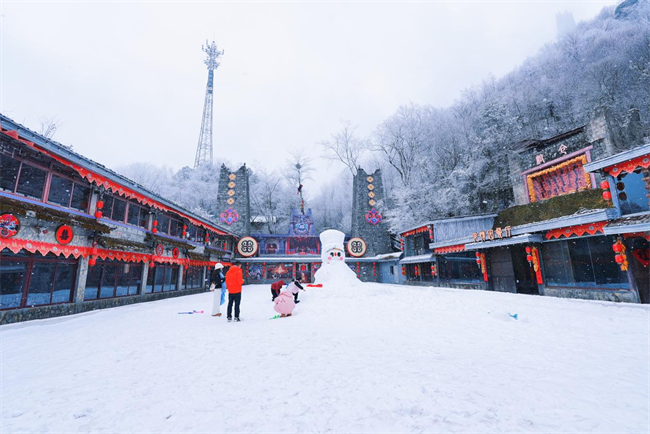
<box><xmin>0</xmin><ymin>153</ymin><xmax>92</xmax><ymax>213</ymax></box>
<box><xmin>0</xmin><ymin>251</ymin><xmax>78</xmax><ymax>310</ymax></box>
<box><xmin>83</xmin><ymin>260</ymin><xmax>143</xmax><ymax>300</ymax></box>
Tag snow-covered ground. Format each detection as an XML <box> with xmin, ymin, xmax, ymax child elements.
<box><xmin>1</xmin><ymin>283</ymin><xmax>649</xmax><ymax>433</ymax></box>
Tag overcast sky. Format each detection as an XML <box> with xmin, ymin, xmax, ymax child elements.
<box><xmin>1</xmin><ymin>0</ymin><xmax>616</xmax><ymax>194</ymax></box>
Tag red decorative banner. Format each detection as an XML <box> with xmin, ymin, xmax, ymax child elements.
<box><xmin>402</xmin><ymin>226</ymin><xmax>431</xmax><ymax>238</ymax></box>
<box><xmin>531</xmin><ymin>247</ymin><xmax>543</xmax><ymax>284</ymax></box>
<box><xmin>1</xmin><ymin>126</ymin><xmax>232</xmax><ymax>236</ymax></box>
<box><xmin>1</xmin><ymin>238</ymin><xmax>89</xmax><ymax>258</ymax></box>
<box><xmin>545</xmin><ymin>221</ymin><xmax>607</xmax><ymax>240</ymax></box>
<box><xmin>605</xmin><ymin>154</ymin><xmax>650</xmax><ymax>176</ymax></box>
<box><xmin>434</xmin><ymin>244</ymin><xmax>465</xmax><ymax>254</ymax></box>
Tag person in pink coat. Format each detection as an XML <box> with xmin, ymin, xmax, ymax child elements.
<box><xmin>273</xmin><ymin>279</ymin><xmax>303</xmax><ymax>317</ymax></box>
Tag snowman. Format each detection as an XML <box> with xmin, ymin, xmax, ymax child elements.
<box><xmin>314</xmin><ymin>229</ymin><xmax>360</xmax><ymax>286</ymax></box>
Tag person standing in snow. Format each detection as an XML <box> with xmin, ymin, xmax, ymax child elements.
<box><xmin>270</xmin><ymin>279</ymin><xmax>285</xmax><ymax>302</ymax></box>
<box><xmin>290</xmin><ymin>278</ymin><xmax>304</xmax><ymax>303</ymax></box>
<box><xmin>225</xmin><ymin>261</ymin><xmax>244</xmax><ymax>322</ymax></box>
<box><xmin>210</xmin><ymin>263</ymin><xmax>227</xmax><ymax>317</ymax></box>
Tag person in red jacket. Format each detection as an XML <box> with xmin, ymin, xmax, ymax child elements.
<box><xmin>225</xmin><ymin>262</ymin><xmax>244</xmax><ymax>322</ymax></box>
<box><xmin>270</xmin><ymin>279</ymin><xmax>285</xmax><ymax>302</ymax></box>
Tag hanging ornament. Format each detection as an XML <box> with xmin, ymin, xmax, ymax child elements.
<box><xmin>172</xmin><ymin>247</ymin><xmax>180</xmax><ymax>259</ymax></box>
<box><xmin>155</xmin><ymin>244</ymin><xmax>164</xmax><ymax>256</ymax></box>
<box><xmin>94</xmin><ymin>211</ymin><xmax>103</xmax><ymax>219</ymax></box>
<box><xmin>0</xmin><ymin>214</ymin><xmax>20</xmax><ymax>238</ymax></box>
<box><xmin>55</xmin><ymin>225</ymin><xmax>74</xmax><ymax>245</ymax></box>
<box><xmin>88</xmin><ymin>256</ymin><xmax>97</xmax><ymax>267</ymax></box>
<box><xmin>96</xmin><ymin>200</ymin><xmax>104</xmax><ymax>210</ymax></box>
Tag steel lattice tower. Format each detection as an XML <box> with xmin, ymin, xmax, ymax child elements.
<box><xmin>194</xmin><ymin>40</ymin><xmax>224</xmax><ymax>168</ymax></box>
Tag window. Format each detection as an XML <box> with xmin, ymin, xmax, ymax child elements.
<box><xmin>616</xmin><ymin>169</ymin><xmax>650</xmax><ymax>215</ymax></box>
<box><xmin>542</xmin><ymin>236</ymin><xmax>629</xmax><ymax>288</ymax></box>
<box><xmin>127</xmin><ymin>203</ymin><xmax>148</xmax><ymax>228</ymax></box>
<box><xmin>83</xmin><ymin>260</ymin><xmax>142</xmax><ymax>300</ymax></box>
<box><xmin>16</xmin><ymin>164</ymin><xmax>47</xmax><ymax>199</ymax></box>
<box><xmin>158</xmin><ymin>215</ymin><xmax>170</xmax><ymax>235</ymax></box>
<box><xmin>112</xmin><ymin>198</ymin><xmax>127</xmax><ymax>222</ymax></box>
<box><xmin>0</xmin><ymin>154</ymin><xmax>91</xmax><ymax>212</ymax></box>
<box><xmin>0</xmin><ymin>154</ymin><xmax>21</xmax><ymax>191</ymax></box>
<box><xmin>170</xmin><ymin>219</ymin><xmax>183</xmax><ymax>238</ymax></box>
<box><xmin>0</xmin><ymin>251</ymin><xmax>77</xmax><ymax>309</ymax></box>
<box><xmin>438</xmin><ymin>253</ymin><xmax>482</xmax><ymax>282</ymax></box>
<box><xmin>145</xmin><ymin>265</ymin><xmax>179</xmax><ymax>293</ymax></box>
<box><xmin>183</xmin><ymin>266</ymin><xmax>204</xmax><ymax>290</ymax></box>
<box><xmin>47</xmin><ymin>175</ymin><xmax>90</xmax><ymax>211</ymax></box>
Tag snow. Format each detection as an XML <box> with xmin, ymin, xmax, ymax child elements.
<box><xmin>2</xmin><ymin>283</ymin><xmax>649</xmax><ymax>433</ymax></box>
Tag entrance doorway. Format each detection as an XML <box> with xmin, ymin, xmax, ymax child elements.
<box><xmin>510</xmin><ymin>245</ymin><xmax>539</xmax><ymax>295</ymax></box>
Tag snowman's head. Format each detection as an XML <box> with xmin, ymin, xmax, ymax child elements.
<box><xmin>319</xmin><ymin>229</ymin><xmax>346</xmax><ymax>264</ymax></box>
<box><xmin>325</xmin><ymin>247</ymin><xmax>345</xmax><ymax>263</ymax></box>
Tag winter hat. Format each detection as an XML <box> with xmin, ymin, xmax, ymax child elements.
<box><xmin>214</xmin><ymin>263</ymin><xmax>224</xmax><ymax>270</ymax></box>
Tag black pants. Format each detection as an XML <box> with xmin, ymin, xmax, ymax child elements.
<box><xmin>227</xmin><ymin>293</ymin><xmax>241</xmax><ymax>319</ymax></box>
<box><xmin>271</xmin><ymin>288</ymin><xmax>280</xmax><ymax>301</ymax></box>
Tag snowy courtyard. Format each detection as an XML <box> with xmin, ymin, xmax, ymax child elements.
<box><xmin>1</xmin><ymin>283</ymin><xmax>649</xmax><ymax>433</ymax></box>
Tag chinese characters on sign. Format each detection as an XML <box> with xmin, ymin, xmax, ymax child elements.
<box><xmin>536</xmin><ymin>154</ymin><xmax>545</xmax><ymax>165</ymax></box>
<box><xmin>472</xmin><ymin>226</ymin><xmax>512</xmax><ymax>243</ymax></box>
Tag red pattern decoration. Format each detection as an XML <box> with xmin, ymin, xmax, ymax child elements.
<box><xmin>402</xmin><ymin>226</ymin><xmax>430</xmax><ymax>238</ymax></box>
<box><xmin>434</xmin><ymin>244</ymin><xmax>465</xmax><ymax>254</ymax></box>
<box><xmin>0</xmin><ymin>126</ymin><xmax>231</xmax><ymax>236</ymax></box>
<box><xmin>172</xmin><ymin>247</ymin><xmax>180</xmax><ymax>259</ymax></box>
<box><xmin>55</xmin><ymin>225</ymin><xmax>74</xmax><ymax>245</ymax></box>
<box><xmin>531</xmin><ymin>247</ymin><xmax>543</xmax><ymax>284</ymax></box>
<box><xmin>544</xmin><ymin>221</ymin><xmax>607</xmax><ymax>240</ymax></box>
<box><xmin>0</xmin><ymin>214</ymin><xmax>20</xmax><ymax>238</ymax></box>
<box><xmin>605</xmin><ymin>154</ymin><xmax>650</xmax><ymax>176</ymax></box>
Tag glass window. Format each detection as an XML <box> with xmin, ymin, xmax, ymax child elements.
<box><xmin>128</xmin><ymin>265</ymin><xmax>142</xmax><ymax>295</ymax></box>
<box><xmin>0</xmin><ymin>155</ymin><xmax>21</xmax><ymax>192</ymax></box>
<box><xmin>16</xmin><ymin>164</ymin><xmax>47</xmax><ymax>199</ymax></box>
<box><xmin>26</xmin><ymin>262</ymin><xmax>56</xmax><ymax>306</ymax></box>
<box><xmin>0</xmin><ymin>259</ymin><xmax>27</xmax><ymax>309</ymax></box>
<box><xmin>127</xmin><ymin>204</ymin><xmax>141</xmax><ymax>226</ymax></box>
<box><xmin>112</xmin><ymin>198</ymin><xmax>127</xmax><ymax>223</ymax></box>
<box><xmin>84</xmin><ymin>264</ymin><xmax>102</xmax><ymax>300</ymax></box>
<box><xmin>154</xmin><ymin>267</ymin><xmax>164</xmax><ymax>293</ymax></box>
<box><xmin>115</xmin><ymin>264</ymin><xmax>130</xmax><ymax>297</ymax></box>
<box><xmin>145</xmin><ymin>267</ymin><xmax>155</xmax><ymax>293</ymax></box>
<box><xmin>617</xmin><ymin>170</ymin><xmax>650</xmax><ymax>215</ymax></box>
<box><xmin>438</xmin><ymin>253</ymin><xmax>481</xmax><ymax>282</ymax></box>
<box><xmin>70</xmin><ymin>184</ymin><xmax>90</xmax><ymax>211</ymax></box>
<box><xmin>542</xmin><ymin>236</ymin><xmax>629</xmax><ymax>288</ymax></box>
<box><xmin>52</xmin><ymin>263</ymin><xmax>75</xmax><ymax>303</ymax></box>
<box><xmin>100</xmin><ymin>263</ymin><xmax>118</xmax><ymax>298</ymax></box>
<box><xmin>158</xmin><ymin>215</ymin><xmax>170</xmax><ymax>234</ymax></box>
<box><xmin>170</xmin><ymin>220</ymin><xmax>183</xmax><ymax>238</ymax></box>
<box><xmin>102</xmin><ymin>195</ymin><xmax>114</xmax><ymax>219</ymax></box>
<box><xmin>47</xmin><ymin>175</ymin><xmax>73</xmax><ymax>207</ymax></box>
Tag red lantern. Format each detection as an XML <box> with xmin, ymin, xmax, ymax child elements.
<box><xmin>182</xmin><ymin>225</ymin><xmax>187</xmax><ymax>230</ymax></box>
<box><xmin>88</xmin><ymin>257</ymin><xmax>97</xmax><ymax>267</ymax></box>
<box><xmin>475</xmin><ymin>252</ymin><xmax>480</xmax><ymax>258</ymax></box>
<box><xmin>476</xmin><ymin>257</ymin><xmax>481</xmax><ymax>264</ymax></box>
<box><xmin>150</xmin><ymin>261</ymin><xmax>155</xmax><ymax>268</ymax></box>
<box><xmin>94</xmin><ymin>211</ymin><xmax>103</xmax><ymax>219</ymax></box>
<box><xmin>526</xmin><ymin>254</ymin><xmax>533</xmax><ymax>262</ymax></box>
<box><xmin>612</xmin><ymin>243</ymin><xmax>622</xmax><ymax>253</ymax></box>
<box><xmin>525</xmin><ymin>246</ymin><xmax>532</xmax><ymax>254</ymax></box>
<box><xmin>153</xmin><ymin>220</ymin><xmax>158</xmax><ymax>227</ymax></box>
<box><xmin>603</xmin><ymin>191</ymin><xmax>612</xmax><ymax>201</ymax></box>
<box><xmin>152</xmin><ymin>228</ymin><xmax>158</xmax><ymax>234</ymax></box>
<box><xmin>96</xmin><ymin>200</ymin><xmax>104</xmax><ymax>210</ymax></box>
<box><xmin>600</xmin><ymin>180</ymin><xmax>610</xmax><ymax>190</ymax></box>
<box><xmin>615</xmin><ymin>254</ymin><xmax>625</xmax><ymax>264</ymax></box>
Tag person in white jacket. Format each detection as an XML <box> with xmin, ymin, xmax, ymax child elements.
<box><xmin>210</xmin><ymin>263</ymin><xmax>227</xmax><ymax>317</ymax></box>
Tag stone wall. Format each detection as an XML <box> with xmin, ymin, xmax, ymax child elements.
<box><xmin>216</xmin><ymin>164</ymin><xmax>250</xmax><ymax>235</ymax></box>
<box><xmin>351</xmin><ymin>168</ymin><xmax>392</xmax><ymax>256</ymax></box>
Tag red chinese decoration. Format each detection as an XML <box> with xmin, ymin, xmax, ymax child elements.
<box><xmin>531</xmin><ymin>247</ymin><xmax>543</xmax><ymax>284</ymax></box>
<box><xmin>605</xmin><ymin>154</ymin><xmax>650</xmax><ymax>176</ymax></box>
<box><xmin>612</xmin><ymin>239</ymin><xmax>629</xmax><ymax>271</ymax></box>
<box><xmin>545</xmin><ymin>221</ymin><xmax>607</xmax><ymax>240</ymax></box>
<box><xmin>434</xmin><ymin>244</ymin><xmax>465</xmax><ymax>254</ymax></box>
<box><xmin>155</xmin><ymin>244</ymin><xmax>164</xmax><ymax>256</ymax></box>
<box><xmin>402</xmin><ymin>226</ymin><xmax>430</xmax><ymax>238</ymax></box>
<box><xmin>96</xmin><ymin>200</ymin><xmax>104</xmax><ymax>210</ymax></box>
<box><xmin>55</xmin><ymin>225</ymin><xmax>74</xmax><ymax>245</ymax></box>
<box><xmin>0</xmin><ymin>214</ymin><xmax>20</xmax><ymax>238</ymax></box>
<box><xmin>88</xmin><ymin>256</ymin><xmax>97</xmax><ymax>267</ymax></box>
<box><xmin>172</xmin><ymin>247</ymin><xmax>180</xmax><ymax>259</ymax></box>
